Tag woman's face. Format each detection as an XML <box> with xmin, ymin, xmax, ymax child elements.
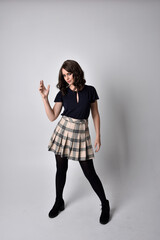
<box><xmin>62</xmin><ymin>68</ymin><xmax>74</xmax><ymax>85</ymax></box>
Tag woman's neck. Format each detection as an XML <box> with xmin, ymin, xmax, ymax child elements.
<box><xmin>69</xmin><ymin>84</ymin><xmax>85</xmax><ymax>92</ymax></box>
<box><xmin>69</xmin><ymin>85</ymin><xmax>77</xmax><ymax>91</ymax></box>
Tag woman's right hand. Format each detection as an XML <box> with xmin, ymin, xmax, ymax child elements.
<box><xmin>39</xmin><ymin>80</ymin><xmax>50</xmax><ymax>99</ymax></box>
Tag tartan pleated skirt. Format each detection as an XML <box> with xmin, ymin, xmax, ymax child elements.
<box><xmin>48</xmin><ymin>115</ymin><xmax>95</xmax><ymax>161</ymax></box>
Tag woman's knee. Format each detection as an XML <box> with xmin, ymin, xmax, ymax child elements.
<box><xmin>55</xmin><ymin>155</ymin><xmax>68</xmax><ymax>172</ymax></box>
<box><xmin>79</xmin><ymin>159</ymin><xmax>97</xmax><ymax>179</ymax></box>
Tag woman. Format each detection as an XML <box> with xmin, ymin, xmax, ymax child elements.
<box><xmin>39</xmin><ymin>59</ymin><xmax>110</xmax><ymax>224</ymax></box>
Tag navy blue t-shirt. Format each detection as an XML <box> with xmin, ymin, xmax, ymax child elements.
<box><xmin>54</xmin><ymin>84</ymin><xmax>99</xmax><ymax>119</ymax></box>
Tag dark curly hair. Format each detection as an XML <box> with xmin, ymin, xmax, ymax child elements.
<box><xmin>56</xmin><ymin>59</ymin><xmax>86</xmax><ymax>96</ymax></box>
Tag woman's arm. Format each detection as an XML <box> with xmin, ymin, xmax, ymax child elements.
<box><xmin>91</xmin><ymin>100</ymin><xmax>101</xmax><ymax>152</ymax></box>
<box><xmin>42</xmin><ymin>98</ymin><xmax>62</xmax><ymax>122</ymax></box>
<box><xmin>39</xmin><ymin>80</ymin><xmax>62</xmax><ymax>121</ymax></box>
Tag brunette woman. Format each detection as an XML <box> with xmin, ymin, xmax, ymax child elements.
<box><xmin>39</xmin><ymin>60</ymin><xmax>110</xmax><ymax>224</ymax></box>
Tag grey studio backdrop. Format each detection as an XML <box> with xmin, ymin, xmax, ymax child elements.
<box><xmin>0</xmin><ymin>0</ymin><xmax>160</xmax><ymax>240</ymax></box>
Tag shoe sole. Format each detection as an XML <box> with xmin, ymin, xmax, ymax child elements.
<box><xmin>100</xmin><ymin>216</ymin><xmax>110</xmax><ymax>224</ymax></box>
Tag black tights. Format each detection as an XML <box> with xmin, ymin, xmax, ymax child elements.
<box><xmin>55</xmin><ymin>154</ymin><xmax>108</xmax><ymax>204</ymax></box>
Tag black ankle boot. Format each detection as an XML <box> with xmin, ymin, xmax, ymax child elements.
<box><xmin>99</xmin><ymin>200</ymin><xmax>110</xmax><ymax>224</ymax></box>
<box><xmin>48</xmin><ymin>198</ymin><xmax>65</xmax><ymax>218</ymax></box>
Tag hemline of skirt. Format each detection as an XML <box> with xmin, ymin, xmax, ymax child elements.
<box><xmin>48</xmin><ymin>148</ymin><xmax>95</xmax><ymax>161</ymax></box>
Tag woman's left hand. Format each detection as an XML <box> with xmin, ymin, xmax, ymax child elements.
<box><xmin>94</xmin><ymin>136</ymin><xmax>101</xmax><ymax>152</ymax></box>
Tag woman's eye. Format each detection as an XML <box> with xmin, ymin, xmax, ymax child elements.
<box><xmin>63</xmin><ymin>73</ymin><xmax>71</xmax><ymax>77</ymax></box>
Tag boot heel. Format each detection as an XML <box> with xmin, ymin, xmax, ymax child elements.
<box><xmin>59</xmin><ymin>203</ymin><xmax>65</xmax><ymax>211</ymax></box>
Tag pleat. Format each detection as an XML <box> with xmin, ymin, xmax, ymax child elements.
<box><xmin>60</xmin><ymin>122</ymin><xmax>69</xmax><ymax>157</ymax></box>
<box><xmin>48</xmin><ymin>124</ymin><xmax>61</xmax><ymax>151</ymax></box>
<box><xmin>80</xmin><ymin>122</ymin><xmax>87</xmax><ymax>160</ymax></box>
<box><xmin>70</xmin><ymin>121</ymin><xmax>79</xmax><ymax>160</ymax></box>
<box><xmin>85</xmin><ymin>126</ymin><xmax>89</xmax><ymax>159</ymax></box>
<box><xmin>76</xmin><ymin>124</ymin><xmax>81</xmax><ymax>160</ymax></box>
<box><xmin>55</xmin><ymin>118</ymin><xmax>67</xmax><ymax>154</ymax></box>
<box><xmin>67</xmin><ymin>123</ymin><xmax>74</xmax><ymax>158</ymax></box>
<box><xmin>86</xmin><ymin>126</ymin><xmax>95</xmax><ymax>159</ymax></box>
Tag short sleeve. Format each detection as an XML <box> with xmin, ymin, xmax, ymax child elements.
<box><xmin>54</xmin><ymin>91</ymin><xmax>63</xmax><ymax>102</ymax></box>
<box><xmin>90</xmin><ymin>86</ymin><xmax>99</xmax><ymax>103</ymax></box>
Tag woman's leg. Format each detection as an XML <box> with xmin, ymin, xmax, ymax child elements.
<box><xmin>79</xmin><ymin>159</ymin><xmax>110</xmax><ymax>224</ymax></box>
<box><xmin>79</xmin><ymin>159</ymin><xmax>107</xmax><ymax>204</ymax></box>
<box><xmin>48</xmin><ymin>154</ymin><xmax>68</xmax><ymax>218</ymax></box>
<box><xmin>55</xmin><ymin>154</ymin><xmax>68</xmax><ymax>201</ymax></box>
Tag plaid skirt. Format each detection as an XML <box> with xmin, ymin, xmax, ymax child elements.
<box><xmin>48</xmin><ymin>115</ymin><xmax>95</xmax><ymax>161</ymax></box>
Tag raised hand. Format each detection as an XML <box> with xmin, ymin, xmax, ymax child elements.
<box><xmin>39</xmin><ymin>80</ymin><xmax>50</xmax><ymax>99</ymax></box>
